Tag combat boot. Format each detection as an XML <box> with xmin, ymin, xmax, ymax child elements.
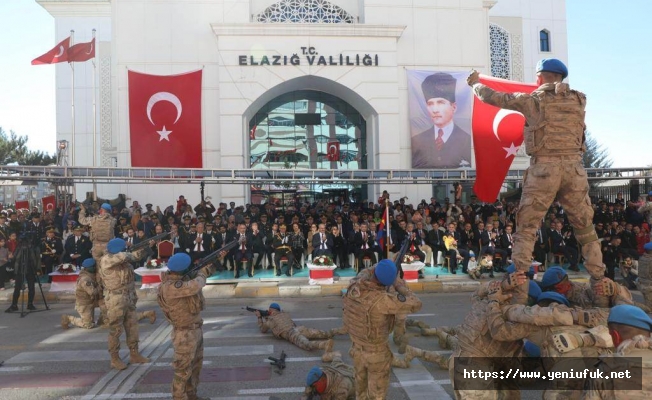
<box><xmin>321</xmin><ymin>350</ymin><xmax>341</xmax><ymax>363</ymax></box>
<box><xmin>110</xmin><ymin>353</ymin><xmax>128</xmax><ymax>370</ymax></box>
<box><xmin>143</xmin><ymin>310</ymin><xmax>156</xmax><ymax>324</ymax></box>
<box><xmin>397</xmin><ymin>337</ymin><xmax>409</xmax><ymax>354</ymax></box>
<box><xmin>129</xmin><ymin>347</ymin><xmax>150</xmax><ymax>364</ymax></box>
<box><xmin>61</xmin><ymin>314</ymin><xmax>70</xmax><ymax>330</ymax></box>
<box><xmin>404</xmin><ymin>345</ymin><xmax>424</xmax><ymax>363</ymax></box>
<box><xmin>406</xmin><ymin>318</ymin><xmax>430</xmax><ymax>330</ymax></box>
<box><xmin>420</xmin><ymin>327</ymin><xmax>439</xmax><ymax>336</ymax></box>
<box><xmin>319</xmin><ymin>339</ymin><xmax>334</xmax><ymax>353</ymax></box>
<box><xmin>328</xmin><ymin>326</ymin><xmax>347</xmax><ymax>337</ymax></box>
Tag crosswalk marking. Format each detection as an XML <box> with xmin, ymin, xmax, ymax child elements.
<box><xmin>204</xmin><ymin>328</ymin><xmax>265</xmax><ymax>339</ymax></box>
<box><xmin>0</xmin><ymin>366</ymin><xmax>33</xmax><ymax>372</ymax></box>
<box><xmin>5</xmin><ymin>349</ymin><xmax>128</xmax><ymax>364</ymax></box>
<box><xmin>393</xmin><ymin>359</ymin><xmax>452</xmax><ymax>399</ymax></box>
<box><xmin>162</xmin><ymin>345</ymin><xmax>274</xmax><ymax>359</ymax></box>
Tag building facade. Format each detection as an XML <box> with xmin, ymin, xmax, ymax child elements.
<box><xmin>38</xmin><ymin>0</ymin><xmax>568</xmax><ymax>206</ymax></box>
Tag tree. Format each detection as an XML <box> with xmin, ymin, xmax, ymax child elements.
<box><xmin>0</xmin><ymin>127</ymin><xmax>56</xmax><ymax>166</ymax></box>
<box><xmin>582</xmin><ymin>130</ymin><xmax>613</xmax><ymax>169</ymax></box>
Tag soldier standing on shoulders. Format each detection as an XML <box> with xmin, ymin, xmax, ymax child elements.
<box><xmin>342</xmin><ymin>259</ymin><xmax>422</xmax><ymax>400</ymax></box>
<box><xmin>158</xmin><ymin>252</ymin><xmax>223</xmax><ymax>400</ymax></box>
<box><xmin>638</xmin><ymin>242</ymin><xmax>652</xmax><ymax>310</ymax></box>
<box><xmin>99</xmin><ymin>238</ymin><xmax>150</xmax><ymax>370</ymax></box>
<box><xmin>468</xmin><ymin>59</ymin><xmax>606</xmax><ymax>305</ymax></box>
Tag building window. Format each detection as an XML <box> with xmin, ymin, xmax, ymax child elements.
<box><xmin>540</xmin><ymin>30</ymin><xmax>550</xmax><ymax>52</ymax></box>
<box><xmin>489</xmin><ymin>23</ymin><xmax>511</xmax><ymax>80</ymax></box>
<box><xmin>256</xmin><ymin>0</ymin><xmax>354</xmax><ymax>23</ymax></box>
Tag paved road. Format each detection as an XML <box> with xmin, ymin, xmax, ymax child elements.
<box><xmin>3</xmin><ymin>289</ymin><xmax>642</xmax><ymax>400</ymax></box>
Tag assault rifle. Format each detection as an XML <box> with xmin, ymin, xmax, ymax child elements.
<box><xmin>392</xmin><ymin>236</ymin><xmax>410</xmax><ymax>280</ymax></box>
<box><xmin>182</xmin><ymin>240</ymin><xmax>238</xmax><ymax>278</ymax></box>
<box><xmin>127</xmin><ymin>232</ymin><xmax>170</xmax><ymax>253</ymax></box>
<box><xmin>244</xmin><ymin>306</ymin><xmax>270</xmax><ymax>317</ymax></box>
<box><xmin>268</xmin><ymin>350</ymin><xmax>286</xmax><ymax>375</ymax></box>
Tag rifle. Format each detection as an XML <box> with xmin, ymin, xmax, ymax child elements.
<box><xmin>182</xmin><ymin>240</ymin><xmax>239</xmax><ymax>278</ymax></box>
<box><xmin>244</xmin><ymin>306</ymin><xmax>269</xmax><ymax>317</ymax></box>
<box><xmin>268</xmin><ymin>350</ymin><xmax>286</xmax><ymax>375</ymax></box>
<box><xmin>127</xmin><ymin>232</ymin><xmax>170</xmax><ymax>253</ymax></box>
<box><xmin>392</xmin><ymin>236</ymin><xmax>410</xmax><ymax>280</ymax></box>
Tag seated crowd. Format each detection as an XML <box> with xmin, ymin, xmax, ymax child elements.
<box><xmin>0</xmin><ymin>190</ymin><xmax>649</xmax><ymax>286</ymax></box>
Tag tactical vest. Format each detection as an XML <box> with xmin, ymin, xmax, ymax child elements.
<box><xmin>91</xmin><ymin>215</ymin><xmax>116</xmax><ymax>243</ymax></box>
<box><xmin>157</xmin><ymin>275</ymin><xmax>204</xmax><ymax>328</ymax></box>
<box><xmin>342</xmin><ymin>281</ymin><xmax>395</xmax><ymax>348</ymax></box>
<box><xmin>523</xmin><ymin>86</ymin><xmax>586</xmax><ymax>156</ymax></box>
<box><xmin>99</xmin><ymin>254</ymin><xmax>135</xmax><ymax>292</ymax></box>
<box><xmin>639</xmin><ymin>254</ymin><xmax>652</xmax><ymax>281</ymax></box>
<box><xmin>267</xmin><ymin>312</ymin><xmax>296</xmax><ymax>339</ymax></box>
<box><xmin>75</xmin><ymin>271</ymin><xmax>97</xmax><ymax>306</ymax></box>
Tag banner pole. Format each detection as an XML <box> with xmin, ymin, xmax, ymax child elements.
<box><xmin>91</xmin><ymin>29</ymin><xmax>97</xmax><ymax>200</ymax></box>
<box><xmin>385</xmin><ymin>200</ymin><xmax>391</xmax><ymax>260</ymax></box>
<box><xmin>70</xmin><ymin>30</ymin><xmax>76</xmax><ymax>202</ymax></box>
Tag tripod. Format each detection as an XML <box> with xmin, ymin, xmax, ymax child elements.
<box><xmin>8</xmin><ymin>239</ymin><xmax>50</xmax><ymax>318</ymax></box>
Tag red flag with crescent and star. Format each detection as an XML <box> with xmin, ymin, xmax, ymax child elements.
<box><xmin>31</xmin><ymin>37</ymin><xmax>70</xmax><ymax>65</ymax></box>
<box><xmin>67</xmin><ymin>38</ymin><xmax>95</xmax><ymax>62</ymax></box>
<box><xmin>472</xmin><ymin>75</ymin><xmax>537</xmax><ymax>202</ymax></box>
<box><xmin>41</xmin><ymin>195</ymin><xmax>56</xmax><ymax>212</ymax></box>
<box><xmin>128</xmin><ymin>70</ymin><xmax>203</xmax><ymax>168</ymax></box>
<box><xmin>15</xmin><ymin>201</ymin><xmax>29</xmax><ymax>211</ymax></box>
<box><xmin>326</xmin><ymin>141</ymin><xmax>340</xmax><ymax>162</ymax></box>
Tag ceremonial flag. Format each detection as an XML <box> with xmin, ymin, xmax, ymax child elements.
<box><xmin>128</xmin><ymin>70</ymin><xmax>203</xmax><ymax>168</ymax></box>
<box><xmin>67</xmin><ymin>38</ymin><xmax>95</xmax><ymax>62</ymax></box>
<box><xmin>377</xmin><ymin>201</ymin><xmax>391</xmax><ymax>253</ymax></box>
<box><xmin>41</xmin><ymin>195</ymin><xmax>56</xmax><ymax>212</ymax></box>
<box><xmin>31</xmin><ymin>37</ymin><xmax>70</xmax><ymax>65</ymax></box>
<box><xmin>15</xmin><ymin>201</ymin><xmax>29</xmax><ymax>210</ymax></box>
<box><xmin>471</xmin><ymin>75</ymin><xmax>537</xmax><ymax>202</ymax></box>
<box><xmin>326</xmin><ymin>141</ymin><xmax>340</xmax><ymax>162</ymax></box>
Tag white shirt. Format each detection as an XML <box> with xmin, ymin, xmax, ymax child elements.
<box><xmin>433</xmin><ymin>121</ymin><xmax>455</xmax><ymax>143</ymax></box>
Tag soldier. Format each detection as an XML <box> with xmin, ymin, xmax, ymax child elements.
<box><xmin>99</xmin><ymin>238</ymin><xmax>150</xmax><ymax>370</ymax></box>
<box><xmin>61</xmin><ymin>258</ymin><xmax>100</xmax><ymax>329</ymax></box>
<box><xmin>40</xmin><ymin>227</ymin><xmax>63</xmax><ymax>278</ymax></box>
<box><xmin>256</xmin><ymin>303</ymin><xmax>334</xmax><ymax>352</ymax></box>
<box><xmin>637</xmin><ymin>192</ymin><xmax>652</xmax><ymax>240</ymax></box>
<box><xmin>342</xmin><ymin>259</ymin><xmax>422</xmax><ymax>400</ymax></box>
<box><xmin>639</xmin><ymin>242</ymin><xmax>652</xmax><ymax>310</ymax></box>
<box><xmin>583</xmin><ymin>304</ymin><xmax>652</xmax><ymax>399</ymax></box>
<box><xmin>468</xmin><ymin>59</ymin><xmax>605</xmax><ymax>305</ymax></box>
<box><xmin>63</xmin><ymin>226</ymin><xmax>92</xmax><ymax>268</ymax></box>
<box><xmin>158</xmin><ymin>252</ymin><xmax>222</xmax><ymax>400</ymax></box>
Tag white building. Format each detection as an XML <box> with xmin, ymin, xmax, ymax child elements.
<box><xmin>38</xmin><ymin>0</ymin><xmax>568</xmax><ymax>207</ymax></box>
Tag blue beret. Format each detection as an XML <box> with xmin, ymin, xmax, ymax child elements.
<box><xmin>374</xmin><ymin>259</ymin><xmax>397</xmax><ymax>286</ymax></box>
<box><xmin>529</xmin><ymin>281</ymin><xmax>542</xmax><ymax>299</ymax></box>
<box><xmin>541</xmin><ymin>266</ymin><xmax>567</xmax><ymax>288</ymax></box>
<box><xmin>644</xmin><ymin>242</ymin><xmax>652</xmax><ymax>252</ymax></box>
<box><xmin>101</xmin><ymin>203</ymin><xmax>112</xmax><ymax>212</ymax></box>
<box><xmin>167</xmin><ymin>253</ymin><xmax>191</xmax><ymax>272</ymax></box>
<box><xmin>506</xmin><ymin>263</ymin><xmax>516</xmax><ymax>274</ymax></box>
<box><xmin>81</xmin><ymin>258</ymin><xmax>96</xmax><ymax>268</ymax></box>
<box><xmin>269</xmin><ymin>302</ymin><xmax>281</xmax><ymax>311</ymax></box>
<box><xmin>536</xmin><ymin>58</ymin><xmax>568</xmax><ymax>79</ymax></box>
<box><xmin>306</xmin><ymin>366</ymin><xmax>323</xmax><ymax>386</ymax></box>
<box><xmin>608</xmin><ymin>305</ymin><xmax>652</xmax><ymax>331</ymax></box>
<box><xmin>106</xmin><ymin>238</ymin><xmax>126</xmax><ymax>254</ymax></box>
<box><xmin>648</xmin><ymin>191</ymin><xmax>652</xmax><ymax>196</ymax></box>
<box><xmin>537</xmin><ymin>292</ymin><xmax>570</xmax><ymax>307</ymax></box>
<box><xmin>523</xmin><ymin>340</ymin><xmax>541</xmax><ymax>358</ymax></box>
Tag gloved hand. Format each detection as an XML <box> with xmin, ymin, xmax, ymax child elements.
<box><xmin>571</xmin><ymin>309</ymin><xmax>599</xmax><ymax>327</ymax></box>
<box><xmin>488</xmin><ymin>287</ymin><xmax>512</xmax><ymax>304</ymax></box>
<box><xmin>586</xmin><ymin>326</ymin><xmax>614</xmax><ymax>348</ymax></box>
<box><xmin>501</xmin><ymin>270</ymin><xmax>527</xmax><ymax>291</ymax></box>
<box><xmin>551</xmin><ymin>332</ymin><xmax>587</xmax><ymax>354</ymax></box>
<box><xmin>198</xmin><ymin>263</ymin><xmax>215</xmax><ymax>279</ymax></box>
<box><xmin>593</xmin><ymin>278</ymin><xmax>617</xmax><ymax>297</ymax></box>
<box><xmin>467</xmin><ymin>70</ymin><xmax>480</xmax><ymax>86</ymax></box>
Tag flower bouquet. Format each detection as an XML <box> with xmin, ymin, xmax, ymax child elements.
<box><xmin>146</xmin><ymin>258</ymin><xmax>164</xmax><ymax>269</ymax></box>
<box><xmin>402</xmin><ymin>254</ymin><xmax>416</xmax><ymax>264</ymax></box>
<box><xmin>311</xmin><ymin>255</ymin><xmax>334</xmax><ymax>266</ymax></box>
<box><xmin>57</xmin><ymin>263</ymin><xmax>76</xmax><ymax>274</ymax></box>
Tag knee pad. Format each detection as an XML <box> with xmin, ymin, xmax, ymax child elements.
<box><xmin>574</xmin><ymin>225</ymin><xmax>598</xmax><ymax>245</ymax></box>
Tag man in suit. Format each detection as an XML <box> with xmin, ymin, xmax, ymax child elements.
<box><xmin>273</xmin><ymin>224</ymin><xmax>294</xmax><ymax>277</ymax></box>
<box><xmin>426</xmin><ymin>221</ymin><xmax>444</xmax><ymax>263</ymax></box>
<box><xmin>500</xmin><ymin>225</ymin><xmax>515</xmax><ymax>262</ymax></box>
<box><xmin>354</xmin><ymin>223</ymin><xmax>377</xmax><ymax>269</ymax></box>
<box><xmin>63</xmin><ymin>226</ymin><xmax>92</xmax><ymax>268</ymax></box>
<box><xmin>216</xmin><ymin>224</ymin><xmax>235</xmax><ymax>270</ymax></box>
<box><xmin>550</xmin><ymin>221</ymin><xmax>579</xmax><ymax>271</ymax></box>
<box><xmin>188</xmin><ymin>222</ymin><xmax>212</xmax><ymax>265</ymax></box>
<box><xmin>27</xmin><ymin>213</ymin><xmax>47</xmax><ymax>246</ymax></box>
<box><xmin>443</xmin><ymin>222</ymin><xmax>470</xmax><ymax>274</ymax></box>
<box><xmin>233</xmin><ymin>223</ymin><xmax>253</xmax><ymax>278</ymax></box>
<box><xmin>411</xmin><ymin>72</ymin><xmax>472</xmax><ymax>168</ymax></box>
<box><xmin>311</xmin><ymin>224</ymin><xmax>333</xmax><ymax>258</ymax></box>
<box><xmin>533</xmin><ymin>220</ymin><xmax>550</xmax><ymax>265</ymax></box>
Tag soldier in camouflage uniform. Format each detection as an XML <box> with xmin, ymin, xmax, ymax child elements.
<box><xmin>638</xmin><ymin>192</ymin><xmax>652</xmax><ymax>239</ymax></box>
<box><xmin>468</xmin><ymin>59</ymin><xmax>606</xmax><ymax>305</ymax></box>
<box><xmin>78</xmin><ymin>202</ymin><xmax>116</xmax><ymax>325</ymax></box>
<box><xmin>342</xmin><ymin>259</ymin><xmax>422</xmax><ymax>400</ymax></box>
<box><xmin>257</xmin><ymin>303</ymin><xmax>334</xmax><ymax>353</ymax></box>
<box><xmin>100</xmin><ymin>238</ymin><xmax>150</xmax><ymax>370</ymax></box>
<box><xmin>61</xmin><ymin>258</ymin><xmax>101</xmax><ymax>329</ymax></box>
<box><xmin>583</xmin><ymin>304</ymin><xmax>652</xmax><ymax>399</ymax></box>
<box><xmin>639</xmin><ymin>242</ymin><xmax>652</xmax><ymax>310</ymax></box>
<box><xmin>158</xmin><ymin>252</ymin><xmax>223</xmax><ymax>400</ymax></box>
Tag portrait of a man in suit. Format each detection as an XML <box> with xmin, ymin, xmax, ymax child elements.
<box><xmin>411</xmin><ymin>72</ymin><xmax>472</xmax><ymax>168</ymax></box>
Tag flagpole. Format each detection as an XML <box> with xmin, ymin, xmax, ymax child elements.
<box><xmin>385</xmin><ymin>199</ymin><xmax>390</xmax><ymax>260</ymax></box>
<box><xmin>70</xmin><ymin>29</ymin><xmax>76</xmax><ymax>202</ymax></box>
<box><xmin>91</xmin><ymin>29</ymin><xmax>97</xmax><ymax>201</ymax></box>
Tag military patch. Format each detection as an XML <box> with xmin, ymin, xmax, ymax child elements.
<box><xmin>174</xmin><ymin>280</ymin><xmax>183</xmax><ymax>289</ymax></box>
<box><xmin>397</xmin><ymin>294</ymin><xmax>406</xmax><ymax>302</ymax></box>
<box><xmin>349</xmin><ymin>286</ymin><xmax>361</xmax><ymax>298</ymax></box>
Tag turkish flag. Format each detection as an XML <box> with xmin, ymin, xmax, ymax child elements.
<box><xmin>68</xmin><ymin>38</ymin><xmax>95</xmax><ymax>62</ymax></box>
<box><xmin>15</xmin><ymin>201</ymin><xmax>29</xmax><ymax>210</ymax></box>
<box><xmin>128</xmin><ymin>70</ymin><xmax>203</xmax><ymax>168</ymax></box>
<box><xmin>31</xmin><ymin>37</ymin><xmax>70</xmax><ymax>65</ymax></box>
<box><xmin>472</xmin><ymin>76</ymin><xmax>537</xmax><ymax>202</ymax></box>
<box><xmin>326</xmin><ymin>141</ymin><xmax>340</xmax><ymax>162</ymax></box>
<box><xmin>42</xmin><ymin>195</ymin><xmax>56</xmax><ymax>212</ymax></box>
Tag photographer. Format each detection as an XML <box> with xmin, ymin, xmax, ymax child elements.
<box><xmin>5</xmin><ymin>232</ymin><xmax>41</xmax><ymax>312</ymax></box>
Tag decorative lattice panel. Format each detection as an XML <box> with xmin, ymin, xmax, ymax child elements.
<box><xmin>490</xmin><ymin>23</ymin><xmax>511</xmax><ymax>80</ymax></box>
<box><xmin>256</xmin><ymin>0</ymin><xmax>354</xmax><ymax>23</ymax></box>
<box><xmin>99</xmin><ymin>55</ymin><xmax>113</xmax><ymax>167</ymax></box>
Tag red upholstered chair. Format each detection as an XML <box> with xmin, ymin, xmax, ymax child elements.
<box><xmin>157</xmin><ymin>240</ymin><xmax>174</xmax><ymax>261</ymax></box>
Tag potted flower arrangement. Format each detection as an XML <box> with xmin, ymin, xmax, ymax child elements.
<box><xmin>146</xmin><ymin>258</ymin><xmax>164</xmax><ymax>269</ymax></box>
<box><xmin>311</xmin><ymin>255</ymin><xmax>334</xmax><ymax>266</ymax></box>
<box><xmin>402</xmin><ymin>254</ymin><xmax>416</xmax><ymax>264</ymax></box>
<box><xmin>57</xmin><ymin>263</ymin><xmax>76</xmax><ymax>274</ymax></box>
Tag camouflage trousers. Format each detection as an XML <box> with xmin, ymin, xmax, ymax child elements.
<box><xmin>105</xmin><ymin>290</ymin><xmax>139</xmax><ymax>355</ymax></box>
<box><xmin>171</xmin><ymin>327</ymin><xmax>203</xmax><ymax>400</ymax></box>
<box><xmin>512</xmin><ymin>159</ymin><xmax>604</xmax><ymax>303</ymax></box>
<box><xmin>91</xmin><ymin>243</ymin><xmax>109</xmax><ymax>324</ymax></box>
<box><xmin>65</xmin><ymin>303</ymin><xmax>95</xmax><ymax>329</ymax></box>
<box><xmin>638</xmin><ymin>254</ymin><xmax>652</xmax><ymax>310</ymax></box>
<box><xmin>393</xmin><ymin>314</ymin><xmax>407</xmax><ymax>345</ymax></box>
<box><xmin>285</xmin><ymin>326</ymin><xmax>331</xmax><ymax>351</ymax></box>
<box><xmin>350</xmin><ymin>344</ymin><xmax>392</xmax><ymax>400</ymax></box>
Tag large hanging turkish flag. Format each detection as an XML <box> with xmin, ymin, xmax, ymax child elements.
<box><xmin>128</xmin><ymin>70</ymin><xmax>203</xmax><ymax>168</ymax></box>
<box><xmin>472</xmin><ymin>76</ymin><xmax>537</xmax><ymax>202</ymax></box>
